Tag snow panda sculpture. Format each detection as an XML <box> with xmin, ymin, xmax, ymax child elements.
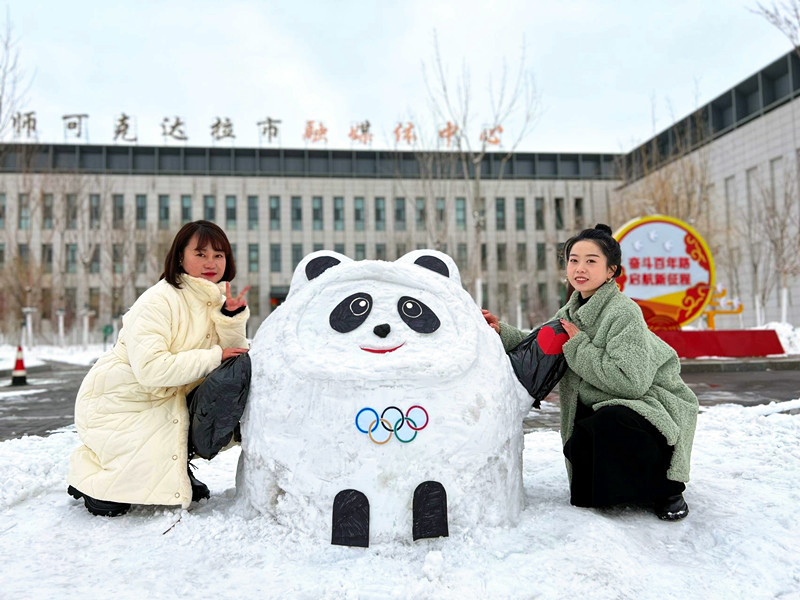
<box><xmin>236</xmin><ymin>249</ymin><xmax>532</xmax><ymax>546</ymax></box>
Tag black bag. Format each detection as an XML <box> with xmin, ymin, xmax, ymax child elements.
<box><xmin>188</xmin><ymin>353</ymin><xmax>251</xmax><ymax>460</ymax></box>
<box><xmin>507</xmin><ymin>320</ymin><xmax>569</xmax><ymax>409</ymax></box>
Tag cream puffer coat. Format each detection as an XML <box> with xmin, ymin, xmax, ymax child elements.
<box><xmin>68</xmin><ymin>274</ymin><xmax>249</xmax><ymax>508</ymax></box>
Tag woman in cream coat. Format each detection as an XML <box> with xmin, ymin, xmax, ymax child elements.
<box><xmin>67</xmin><ymin>220</ymin><xmax>250</xmax><ymax>516</ymax></box>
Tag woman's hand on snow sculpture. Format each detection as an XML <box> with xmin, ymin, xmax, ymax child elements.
<box><xmin>482</xmin><ymin>309</ymin><xmax>501</xmax><ymax>334</ymax></box>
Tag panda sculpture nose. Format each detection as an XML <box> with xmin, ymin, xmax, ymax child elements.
<box><xmin>373</xmin><ymin>323</ymin><xmax>391</xmax><ymax>338</ymax></box>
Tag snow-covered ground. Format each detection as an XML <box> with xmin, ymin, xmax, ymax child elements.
<box><xmin>0</xmin><ymin>344</ymin><xmax>106</xmax><ymax>371</ymax></box>
<box><xmin>1</xmin><ymin>399</ymin><xmax>799</xmax><ymax>600</ymax></box>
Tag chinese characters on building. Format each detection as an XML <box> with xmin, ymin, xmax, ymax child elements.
<box><xmin>6</xmin><ymin>111</ymin><xmax>511</xmax><ymax>148</ymax></box>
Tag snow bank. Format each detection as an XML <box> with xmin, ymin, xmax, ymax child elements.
<box><xmin>0</xmin><ymin>344</ymin><xmax>105</xmax><ymax>371</ymax></box>
<box><xmin>759</xmin><ymin>322</ymin><xmax>800</xmax><ymax>355</ymax></box>
<box><xmin>1</xmin><ymin>401</ymin><xmax>799</xmax><ymax>600</ymax></box>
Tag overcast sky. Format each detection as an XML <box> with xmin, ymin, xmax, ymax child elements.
<box><xmin>3</xmin><ymin>0</ymin><xmax>793</xmax><ymax>153</ymax></box>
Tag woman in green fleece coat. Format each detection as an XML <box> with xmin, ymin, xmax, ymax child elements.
<box><xmin>485</xmin><ymin>224</ymin><xmax>698</xmax><ymax>520</ymax></box>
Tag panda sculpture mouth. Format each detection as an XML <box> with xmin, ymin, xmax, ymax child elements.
<box><xmin>360</xmin><ymin>343</ymin><xmax>406</xmax><ymax>354</ymax></box>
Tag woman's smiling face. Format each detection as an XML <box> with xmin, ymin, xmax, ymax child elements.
<box><xmin>567</xmin><ymin>240</ymin><xmax>615</xmax><ymax>298</ymax></box>
<box><xmin>181</xmin><ymin>234</ymin><xmax>227</xmax><ymax>283</ymax></box>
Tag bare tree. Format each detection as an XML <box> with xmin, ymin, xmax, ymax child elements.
<box><xmin>753</xmin><ymin>1</ymin><xmax>800</xmax><ymax>49</ymax></box>
<box><xmin>409</xmin><ymin>31</ymin><xmax>540</xmax><ymax>313</ymax></box>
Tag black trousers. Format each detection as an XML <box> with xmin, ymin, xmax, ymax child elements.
<box><xmin>563</xmin><ymin>402</ymin><xmax>685</xmax><ymax>508</ymax></box>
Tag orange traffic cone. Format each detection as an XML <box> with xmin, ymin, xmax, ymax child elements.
<box><xmin>11</xmin><ymin>346</ymin><xmax>27</xmax><ymax>386</ymax></box>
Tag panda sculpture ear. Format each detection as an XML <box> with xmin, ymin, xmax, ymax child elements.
<box><xmin>288</xmin><ymin>250</ymin><xmax>352</xmax><ymax>298</ymax></box>
<box><xmin>396</xmin><ymin>249</ymin><xmax>461</xmax><ymax>286</ymax></box>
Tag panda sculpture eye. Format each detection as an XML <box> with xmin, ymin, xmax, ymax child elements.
<box><xmin>397</xmin><ymin>296</ymin><xmax>440</xmax><ymax>333</ymax></box>
<box><xmin>330</xmin><ymin>293</ymin><xmax>373</xmax><ymax>333</ymax></box>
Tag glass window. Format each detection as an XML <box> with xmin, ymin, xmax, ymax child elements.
<box><xmin>204</xmin><ymin>195</ymin><xmax>215</xmax><ymax>221</ymax></box>
<box><xmin>535</xmin><ymin>197</ymin><xmax>544</xmax><ymax>230</ymax></box>
<box><xmin>248</xmin><ymin>243</ymin><xmax>259</xmax><ymax>273</ymax></box>
<box><xmin>136</xmin><ymin>194</ymin><xmax>147</xmax><ymax>229</ymax></box>
<box><xmin>226</xmin><ymin>195</ymin><xmax>237</xmax><ymax>229</ymax></box>
<box><xmin>112</xmin><ymin>287</ymin><xmax>124</xmax><ymax>317</ymax></box>
<box><xmin>0</xmin><ymin>193</ymin><xmax>5</xmax><ymax>228</ymax></box>
<box><xmin>334</xmin><ymin>197</ymin><xmax>344</xmax><ymax>231</ymax></box>
<box><xmin>42</xmin><ymin>244</ymin><xmax>53</xmax><ymax>274</ymax></box>
<box><xmin>66</xmin><ymin>194</ymin><xmax>78</xmax><ymax>229</ymax></box>
<box><xmin>455</xmin><ymin>197</ymin><xmax>466</xmax><ymax>230</ymax></box>
<box><xmin>556</xmin><ymin>242</ymin><xmax>565</xmax><ymax>269</ymax></box>
<box><xmin>18</xmin><ymin>243</ymin><xmax>29</xmax><ymax>265</ymax></box>
<box><xmin>536</xmin><ymin>243</ymin><xmax>546</xmax><ymax>271</ymax></box>
<box><xmin>375</xmin><ymin>243</ymin><xmax>386</xmax><ymax>260</ymax></box>
<box><xmin>334</xmin><ymin>243</ymin><xmax>345</xmax><ymax>255</ymax></box>
<box><xmin>18</xmin><ymin>194</ymin><xmax>30</xmax><ymax>230</ymax></box>
<box><xmin>291</xmin><ymin>196</ymin><xmax>302</xmax><ymax>231</ymax></box>
<box><xmin>354</xmin><ymin>197</ymin><xmax>365</xmax><ymax>231</ymax></box>
<box><xmin>517</xmin><ymin>243</ymin><xmax>527</xmax><ymax>270</ymax></box>
<box><xmin>497</xmin><ymin>243</ymin><xmax>507</xmax><ymax>270</ymax></box>
<box><xmin>249</xmin><ymin>285</ymin><xmax>259</xmax><ymax>316</ymax></box>
<box><xmin>181</xmin><ymin>195</ymin><xmax>192</xmax><ymax>223</ymax></box>
<box><xmin>247</xmin><ymin>196</ymin><xmax>259</xmax><ymax>230</ymax></box>
<box><xmin>574</xmin><ymin>197</ymin><xmax>584</xmax><ymax>230</ymax></box>
<box><xmin>136</xmin><ymin>243</ymin><xmax>147</xmax><ymax>273</ymax></box>
<box><xmin>498</xmin><ymin>283</ymin><xmax>509</xmax><ymax>314</ymax></box>
<box><xmin>555</xmin><ymin>197</ymin><xmax>564</xmax><ymax>230</ymax></box>
<box><xmin>515</xmin><ymin>197</ymin><xmax>525</xmax><ymax>231</ymax></box>
<box><xmin>312</xmin><ymin>196</ymin><xmax>323</xmax><ymax>231</ymax></box>
<box><xmin>292</xmin><ymin>243</ymin><xmax>303</xmax><ymax>269</ymax></box>
<box><xmin>355</xmin><ymin>243</ymin><xmax>366</xmax><ymax>261</ymax></box>
<box><xmin>495</xmin><ymin>197</ymin><xmax>506</xmax><ymax>231</ymax></box>
<box><xmin>269</xmin><ymin>196</ymin><xmax>280</xmax><ymax>230</ymax></box>
<box><xmin>89</xmin><ymin>288</ymin><xmax>100</xmax><ymax>315</ymax></box>
<box><xmin>113</xmin><ymin>244</ymin><xmax>124</xmax><ymax>274</ymax></box>
<box><xmin>158</xmin><ymin>195</ymin><xmax>170</xmax><ymax>230</ymax></box>
<box><xmin>89</xmin><ymin>246</ymin><xmax>100</xmax><ymax>273</ymax></box>
<box><xmin>481</xmin><ymin>243</ymin><xmax>487</xmax><ymax>271</ymax></box>
<box><xmin>270</xmin><ymin>243</ymin><xmax>281</xmax><ymax>272</ymax></box>
<box><xmin>520</xmin><ymin>284</ymin><xmax>529</xmax><ymax>317</ymax></box>
<box><xmin>394</xmin><ymin>197</ymin><xmax>406</xmax><ymax>231</ymax></box>
<box><xmin>65</xmin><ymin>243</ymin><xmax>77</xmax><ymax>273</ymax></box>
<box><xmin>90</xmin><ymin>194</ymin><xmax>101</xmax><ymax>230</ymax></box>
<box><xmin>456</xmin><ymin>243</ymin><xmax>467</xmax><ymax>271</ymax></box>
<box><xmin>435</xmin><ymin>197</ymin><xmax>446</xmax><ymax>231</ymax></box>
<box><xmin>311</xmin><ymin>196</ymin><xmax>324</xmax><ymax>231</ymax></box>
<box><xmin>375</xmin><ymin>197</ymin><xmax>385</xmax><ymax>231</ymax></box>
<box><xmin>396</xmin><ymin>243</ymin><xmax>406</xmax><ymax>258</ymax></box>
<box><xmin>313</xmin><ymin>243</ymin><xmax>324</xmax><ymax>252</ymax></box>
<box><xmin>43</xmin><ymin>194</ymin><xmax>54</xmax><ymax>229</ymax></box>
<box><xmin>415</xmin><ymin>197</ymin><xmax>426</xmax><ymax>231</ymax></box>
<box><xmin>0</xmin><ymin>243</ymin><xmax>4</xmax><ymax>267</ymax></box>
<box><xmin>537</xmin><ymin>282</ymin><xmax>547</xmax><ymax>308</ymax></box>
<box><xmin>113</xmin><ymin>194</ymin><xmax>124</xmax><ymax>229</ymax></box>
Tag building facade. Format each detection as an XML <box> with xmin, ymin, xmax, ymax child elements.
<box><xmin>0</xmin><ymin>148</ymin><xmax>617</xmax><ymax>340</ymax></box>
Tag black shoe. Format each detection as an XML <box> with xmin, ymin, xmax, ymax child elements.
<box><xmin>67</xmin><ymin>485</ymin><xmax>131</xmax><ymax>517</ymax></box>
<box><xmin>188</xmin><ymin>466</ymin><xmax>210</xmax><ymax>502</ymax></box>
<box><xmin>654</xmin><ymin>494</ymin><xmax>689</xmax><ymax>521</ymax></box>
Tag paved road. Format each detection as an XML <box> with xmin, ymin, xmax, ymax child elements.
<box><xmin>1</xmin><ymin>362</ymin><xmax>799</xmax><ymax>441</ymax></box>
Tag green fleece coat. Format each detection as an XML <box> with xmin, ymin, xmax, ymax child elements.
<box><xmin>499</xmin><ymin>281</ymin><xmax>698</xmax><ymax>482</ymax></box>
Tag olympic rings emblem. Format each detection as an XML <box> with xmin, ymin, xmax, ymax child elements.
<box><xmin>355</xmin><ymin>405</ymin><xmax>429</xmax><ymax>445</ymax></box>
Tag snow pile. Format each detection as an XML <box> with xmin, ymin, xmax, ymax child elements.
<box><xmin>1</xmin><ymin>400</ymin><xmax>799</xmax><ymax>599</ymax></box>
<box><xmin>759</xmin><ymin>322</ymin><xmax>800</xmax><ymax>355</ymax></box>
<box><xmin>237</xmin><ymin>250</ymin><xmax>531</xmax><ymax>541</ymax></box>
<box><xmin>0</xmin><ymin>344</ymin><xmax>105</xmax><ymax>371</ymax></box>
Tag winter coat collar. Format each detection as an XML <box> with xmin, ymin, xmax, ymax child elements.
<box><xmin>178</xmin><ymin>274</ymin><xmax>226</xmax><ymax>305</ymax></box>
<box><xmin>565</xmin><ymin>281</ymin><xmax>619</xmax><ymax>327</ymax></box>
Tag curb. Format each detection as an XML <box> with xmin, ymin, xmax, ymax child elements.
<box><xmin>680</xmin><ymin>356</ymin><xmax>800</xmax><ymax>373</ymax></box>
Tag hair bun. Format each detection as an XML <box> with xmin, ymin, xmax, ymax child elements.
<box><xmin>594</xmin><ymin>224</ymin><xmax>613</xmax><ymax>235</ymax></box>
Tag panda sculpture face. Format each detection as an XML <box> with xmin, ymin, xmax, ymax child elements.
<box><xmin>236</xmin><ymin>249</ymin><xmax>531</xmax><ymax>546</ymax></box>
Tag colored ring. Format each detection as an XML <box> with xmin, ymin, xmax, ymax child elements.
<box><xmin>405</xmin><ymin>405</ymin><xmax>429</xmax><ymax>430</ymax></box>
<box><xmin>381</xmin><ymin>406</ymin><xmax>404</xmax><ymax>432</ymax></box>
<box><xmin>355</xmin><ymin>408</ymin><xmax>380</xmax><ymax>434</ymax></box>
<box><xmin>394</xmin><ymin>417</ymin><xmax>418</xmax><ymax>443</ymax></box>
<box><xmin>368</xmin><ymin>419</ymin><xmax>394</xmax><ymax>445</ymax></box>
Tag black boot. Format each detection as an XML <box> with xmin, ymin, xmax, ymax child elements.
<box><xmin>188</xmin><ymin>465</ymin><xmax>210</xmax><ymax>502</ymax></box>
<box><xmin>654</xmin><ymin>494</ymin><xmax>689</xmax><ymax>521</ymax></box>
<box><xmin>67</xmin><ymin>485</ymin><xmax>131</xmax><ymax>517</ymax></box>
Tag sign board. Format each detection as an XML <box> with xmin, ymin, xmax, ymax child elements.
<box><xmin>614</xmin><ymin>216</ymin><xmax>714</xmax><ymax>330</ymax></box>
